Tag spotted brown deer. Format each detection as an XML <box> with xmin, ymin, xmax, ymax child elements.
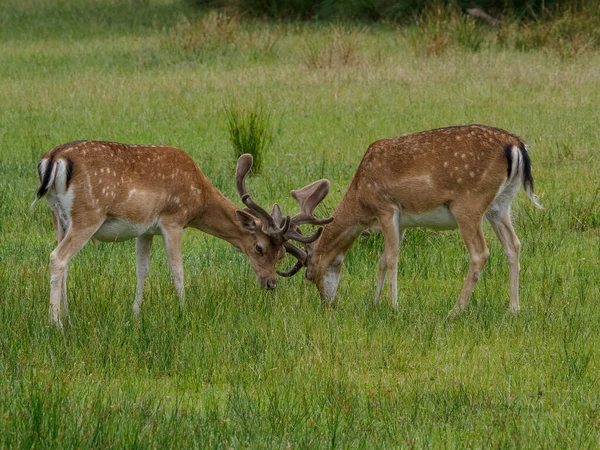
<box><xmin>33</xmin><ymin>141</ymin><xmax>332</xmax><ymax>326</ymax></box>
<box><xmin>278</xmin><ymin>125</ymin><xmax>542</xmax><ymax>317</ymax></box>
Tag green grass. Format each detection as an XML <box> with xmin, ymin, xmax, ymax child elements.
<box><xmin>1</xmin><ymin>0</ymin><xmax>600</xmax><ymax>447</ymax></box>
<box><xmin>224</xmin><ymin>99</ymin><xmax>272</xmax><ymax>174</ymax></box>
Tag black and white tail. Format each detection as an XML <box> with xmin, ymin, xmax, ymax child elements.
<box><xmin>31</xmin><ymin>157</ymin><xmax>74</xmax><ymax>208</ymax></box>
<box><xmin>505</xmin><ymin>143</ymin><xmax>543</xmax><ymax>209</ymax></box>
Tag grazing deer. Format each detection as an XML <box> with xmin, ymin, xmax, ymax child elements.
<box><xmin>33</xmin><ymin>141</ymin><xmax>332</xmax><ymax>326</ymax></box>
<box><xmin>278</xmin><ymin>125</ymin><xmax>542</xmax><ymax>317</ymax></box>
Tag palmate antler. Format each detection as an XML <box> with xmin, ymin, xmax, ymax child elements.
<box><xmin>277</xmin><ymin>179</ymin><xmax>334</xmax><ymax>277</ymax></box>
<box><xmin>236</xmin><ymin>154</ymin><xmax>291</xmax><ymax>236</ymax></box>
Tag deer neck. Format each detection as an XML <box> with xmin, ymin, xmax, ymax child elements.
<box><xmin>189</xmin><ymin>187</ymin><xmax>247</xmax><ymax>250</ymax></box>
<box><xmin>313</xmin><ymin>186</ymin><xmax>369</xmax><ymax>271</ymax></box>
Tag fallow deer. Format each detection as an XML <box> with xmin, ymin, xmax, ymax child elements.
<box><xmin>33</xmin><ymin>141</ymin><xmax>331</xmax><ymax>326</ymax></box>
<box><xmin>278</xmin><ymin>125</ymin><xmax>542</xmax><ymax>317</ymax></box>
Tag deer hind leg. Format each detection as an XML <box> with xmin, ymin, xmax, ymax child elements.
<box><xmin>375</xmin><ymin>210</ymin><xmax>402</xmax><ymax>309</ymax></box>
<box><xmin>161</xmin><ymin>225</ymin><xmax>185</xmax><ymax>304</ymax></box>
<box><xmin>448</xmin><ymin>208</ymin><xmax>489</xmax><ymax>318</ymax></box>
<box><xmin>133</xmin><ymin>235</ymin><xmax>154</xmax><ymax>317</ymax></box>
<box><xmin>49</xmin><ymin>219</ymin><xmax>102</xmax><ymax>327</ymax></box>
<box><xmin>487</xmin><ymin>210</ymin><xmax>521</xmax><ymax>314</ymax></box>
<box><xmin>51</xmin><ymin>211</ymin><xmax>71</xmax><ymax>323</ymax></box>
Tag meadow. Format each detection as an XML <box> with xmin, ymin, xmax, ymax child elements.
<box><xmin>1</xmin><ymin>0</ymin><xmax>599</xmax><ymax>447</ymax></box>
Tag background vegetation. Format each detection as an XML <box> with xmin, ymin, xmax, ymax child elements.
<box><xmin>1</xmin><ymin>0</ymin><xmax>599</xmax><ymax>447</ymax></box>
<box><xmin>188</xmin><ymin>0</ymin><xmax>600</xmax><ymax>22</ymax></box>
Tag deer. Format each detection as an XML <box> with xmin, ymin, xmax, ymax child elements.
<box><xmin>32</xmin><ymin>140</ymin><xmax>332</xmax><ymax>327</ymax></box>
<box><xmin>277</xmin><ymin>125</ymin><xmax>543</xmax><ymax>318</ymax></box>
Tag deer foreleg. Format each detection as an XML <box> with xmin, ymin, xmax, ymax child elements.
<box><xmin>161</xmin><ymin>225</ymin><xmax>185</xmax><ymax>304</ymax></box>
<box><xmin>376</xmin><ymin>211</ymin><xmax>402</xmax><ymax>309</ymax></box>
<box><xmin>133</xmin><ymin>235</ymin><xmax>154</xmax><ymax>317</ymax></box>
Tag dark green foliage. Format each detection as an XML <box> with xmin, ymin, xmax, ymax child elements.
<box><xmin>185</xmin><ymin>0</ymin><xmax>600</xmax><ymax>21</ymax></box>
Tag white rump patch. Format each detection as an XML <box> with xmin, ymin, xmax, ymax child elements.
<box><xmin>487</xmin><ymin>146</ymin><xmax>522</xmax><ymax>217</ymax></box>
<box><xmin>44</xmin><ymin>159</ymin><xmax>74</xmax><ymax>232</ymax></box>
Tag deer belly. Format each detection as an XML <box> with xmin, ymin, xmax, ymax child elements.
<box><xmin>94</xmin><ymin>218</ymin><xmax>161</xmax><ymax>242</ymax></box>
<box><xmin>399</xmin><ymin>206</ymin><xmax>457</xmax><ymax>230</ymax></box>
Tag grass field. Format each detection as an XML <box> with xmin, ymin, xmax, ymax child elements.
<box><xmin>1</xmin><ymin>0</ymin><xmax>600</xmax><ymax>447</ymax></box>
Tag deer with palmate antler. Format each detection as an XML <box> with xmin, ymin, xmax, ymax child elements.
<box><xmin>33</xmin><ymin>140</ymin><xmax>332</xmax><ymax>327</ymax></box>
<box><xmin>278</xmin><ymin>125</ymin><xmax>542</xmax><ymax>317</ymax></box>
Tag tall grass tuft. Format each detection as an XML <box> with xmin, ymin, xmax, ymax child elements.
<box><xmin>167</xmin><ymin>10</ymin><xmax>240</xmax><ymax>58</ymax></box>
<box><xmin>224</xmin><ymin>100</ymin><xmax>273</xmax><ymax>175</ymax></box>
<box><xmin>302</xmin><ymin>24</ymin><xmax>361</xmax><ymax>69</ymax></box>
<box><xmin>410</xmin><ymin>2</ymin><xmax>485</xmax><ymax>57</ymax></box>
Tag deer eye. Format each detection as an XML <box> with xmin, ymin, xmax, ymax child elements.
<box><xmin>255</xmin><ymin>244</ymin><xmax>264</xmax><ymax>255</ymax></box>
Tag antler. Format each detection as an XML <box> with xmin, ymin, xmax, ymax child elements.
<box><xmin>290</xmin><ymin>180</ymin><xmax>335</xmax><ymax>226</ymax></box>
<box><xmin>276</xmin><ymin>242</ymin><xmax>307</xmax><ymax>277</ymax></box>
<box><xmin>283</xmin><ymin>179</ymin><xmax>333</xmax><ymax>243</ymax></box>
<box><xmin>236</xmin><ymin>154</ymin><xmax>291</xmax><ymax>236</ymax></box>
<box><xmin>277</xmin><ymin>179</ymin><xmax>333</xmax><ymax>277</ymax></box>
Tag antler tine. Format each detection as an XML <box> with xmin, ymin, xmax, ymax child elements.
<box><xmin>235</xmin><ymin>154</ymin><xmax>290</xmax><ymax>236</ymax></box>
<box><xmin>277</xmin><ymin>242</ymin><xmax>307</xmax><ymax>277</ymax></box>
<box><xmin>271</xmin><ymin>203</ymin><xmax>283</xmax><ymax>226</ymax></box>
<box><xmin>277</xmin><ymin>261</ymin><xmax>304</xmax><ymax>277</ymax></box>
<box><xmin>285</xmin><ymin>226</ymin><xmax>323</xmax><ymax>244</ymax></box>
<box><xmin>284</xmin><ymin>242</ymin><xmax>307</xmax><ymax>262</ymax></box>
<box><xmin>290</xmin><ymin>214</ymin><xmax>334</xmax><ymax>226</ymax></box>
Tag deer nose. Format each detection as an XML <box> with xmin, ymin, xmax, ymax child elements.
<box><xmin>265</xmin><ymin>278</ymin><xmax>277</xmax><ymax>290</ymax></box>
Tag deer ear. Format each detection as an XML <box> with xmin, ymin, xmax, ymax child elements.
<box><xmin>236</xmin><ymin>210</ymin><xmax>258</xmax><ymax>233</ymax></box>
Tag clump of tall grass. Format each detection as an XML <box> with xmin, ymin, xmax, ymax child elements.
<box><xmin>507</xmin><ymin>7</ymin><xmax>599</xmax><ymax>59</ymax></box>
<box><xmin>224</xmin><ymin>100</ymin><xmax>273</xmax><ymax>174</ymax></box>
<box><xmin>165</xmin><ymin>10</ymin><xmax>283</xmax><ymax>63</ymax></box>
<box><xmin>406</xmin><ymin>2</ymin><xmax>599</xmax><ymax>59</ymax></box>
<box><xmin>409</xmin><ymin>2</ymin><xmax>485</xmax><ymax>57</ymax></box>
<box><xmin>302</xmin><ymin>25</ymin><xmax>361</xmax><ymax>69</ymax></box>
<box><xmin>166</xmin><ymin>10</ymin><xmax>240</xmax><ymax>58</ymax></box>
